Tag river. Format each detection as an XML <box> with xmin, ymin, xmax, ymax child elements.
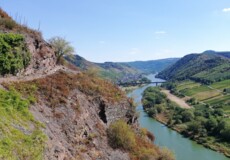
<box><xmin>127</xmin><ymin>74</ymin><xmax>229</xmax><ymax>160</ymax></box>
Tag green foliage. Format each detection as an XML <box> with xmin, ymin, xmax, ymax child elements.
<box><xmin>187</xmin><ymin>97</ymin><xmax>197</xmax><ymax>105</ymax></box>
<box><xmin>107</xmin><ymin>120</ymin><xmax>136</xmax><ymax>151</ymax></box>
<box><xmin>205</xmin><ymin>117</ymin><xmax>218</xmax><ymax>132</ymax></box>
<box><xmin>0</xmin><ymin>33</ymin><xmax>30</xmax><ymax>75</ymax></box>
<box><xmin>0</xmin><ymin>88</ymin><xmax>46</xmax><ymax>159</ymax></box>
<box><xmin>48</xmin><ymin>36</ymin><xmax>74</xmax><ymax>64</ymax></box>
<box><xmin>219</xmin><ymin>121</ymin><xmax>230</xmax><ymax>142</ymax></box>
<box><xmin>65</xmin><ymin>54</ymin><xmax>143</xmax><ymax>83</ymax></box>
<box><xmin>154</xmin><ymin>52</ymin><xmax>230</xmax><ymax>155</ymax></box>
<box><xmin>157</xmin><ymin>51</ymin><xmax>230</xmax><ymax>83</ymax></box>
<box><xmin>142</xmin><ymin>87</ymin><xmax>166</xmax><ymax>108</ymax></box>
<box><xmin>147</xmin><ymin>108</ymin><xmax>157</xmax><ymax>117</ymax></box>
<box><xmin>161</xmin><ymin>82</ymin><xmax>176</xmax><ymax>91</ymax></box>
<box><xmin>181</xmin><ymin>110</ymin><xmax>194</xmax><ymax>122</ymax></box>
<box><xmin>187</xmin><ymin>121</ymin><xmax>207</xmax><ymax>136</ymax></box>
<box><xmin>142</xmin><ymin>84</ymin><xmax>230</xmax><ymax>149</ymax></box>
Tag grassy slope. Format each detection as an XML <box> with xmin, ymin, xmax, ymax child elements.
<box><xmin>0</xmin><ymin>87</ymin><xmax>46</xmax><ymax>160</ymax></box>
<box><xmin>0</xmin><ymin>10</ymin><xmax>46</xmax><ymax>159</ymax></box>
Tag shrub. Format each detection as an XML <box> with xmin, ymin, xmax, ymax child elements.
<box><xmin>107</xmin><ymin>120</ymin><xmax>173</xmax><ymax>160</ymax></box>
<box><xmin>0</xmin><ymin>18</ymin><xmax>17</xmax><ymax>29</ymax></box>
<box><xmin>140</xmin><ymin>128</ymin><xmax>155</xmax><ymax>142</ymax></box>
<box><xmin>181</xmin><ymin>110</ymin><xmax>194</xmax><ymax>122</ymax></box>
<box><xmin>205</xmin><ymin>117</ymin><xmax>217</xmax><ymax>132</ymax></box>
<box><xmin>107</xmin><ymin>120</ymin><xmax>136</xmax><ymax>151</ymax></box>
<box><xmin>219</xmin><ymin>121</ymin><xmax>230</xmax><ymax>142</ymax></box>
<box><xmin>147</xmin><ymin>108</ymin><xmax>157</xmax><ymax>117</ymax></box>
<box><xmin>0</xmin><ymin>33</ymin><xmax>30</xmax><ymax>75</ymax></box>
<box><xmin>187</xmin><ymin>121</ymin><xmax>204</xmax><ymax>135</ymax></box>
<box><xmin>48</xmin><ymin>36</ymin><xmax>74</xmax><ymax>64</ymax></box>
<box><xmin>142</xmin><ymin>87</ymin><xmax>166</xmax><ymax>110</ymax></box>
<box><xmin>159</xmin><ymin>147</ymin><xmax>175</xmax><ymax>160</ymax></box>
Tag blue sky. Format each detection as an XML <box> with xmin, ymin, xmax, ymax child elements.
<box><xmin>1</xmin><ymin>0</ymin><xmax>230</xmax><ymax>62</ymax></box>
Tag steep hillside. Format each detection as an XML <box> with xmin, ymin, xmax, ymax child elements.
<box><xmin>65</xmin><ymin>54</ymin><xmax>99</xmax><ymax>71</ymax></box>
<box><xmin>157</xmin><ymin>51</ymin><xmax>230</xmax><ymax>83</ymax></box>
<box><xmin>123</xmin><ymin>58</ymin><xmax>179</xmax><ymax>74</ymax></box>
<box><xmin>97</xmin><ymin>62</ymin><xmax>141</xmax><ymax>81</ymax></box>
<box><xmin>0</xmin><ymin>9</ymin><xmax>174</xmax><ymax>160</ymax></box>
<box><xmin>66</xmin><ymin>55</ymin><xmax>141</xmax><ymax>82</ymax></box>
<box><xmin>4</xmin><ymin>71</ymin><xmax>136</xmax><ymax>159</ymax></box>
<box><xmin>0</xmin><ymin>9</ymin><xmax>57</xmax><ymax>76</ymax></box>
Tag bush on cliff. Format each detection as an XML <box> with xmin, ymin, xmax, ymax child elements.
<box><xmin>0</xmin><ymin>33</ymin><xmax>30</xmax><ymax>75</ymax></box>
<box><xmin>107</xmin><ymin>120</ymin><xmax>136</xmax><ymax>151</ymax></box>
<box><xmin>107</xmin><ymin>120</ymin><xmax>175</xmax><ymax>160</ymax></box>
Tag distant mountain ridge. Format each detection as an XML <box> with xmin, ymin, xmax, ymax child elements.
<box><xmin>65</xmin><ymin>55</ymin><xmax>141</xmax><ymax>82</ymax></box>
<box><xmin>66</xmin><ymin>55</ymin><xmax>179</xmax><ymax>82</ymax></box>
<box><xmin>121</xmin><ymin>58</ymin><xmax>179</xmax><ymax>74</ymax></box>
<box><xmin>157</xmin><ymin>51</ymin><xmax>230</xmax><ymax>83</ymax></box>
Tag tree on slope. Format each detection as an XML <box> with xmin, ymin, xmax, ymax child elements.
<box><xmin>48</xmin><ymin>36</ymin><xmax>74</xmax><ymax>64</ymax></box>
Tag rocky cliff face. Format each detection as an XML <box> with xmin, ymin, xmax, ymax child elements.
<box><xmin>23</xmin><ymin>33</ymin><xmax>57</xmax><ymax>75</ymax></box>
<box><xmin>11</xmin><ymin>71</ymin><xmax>137</xmax><ymax>160</ymax></box>
<box><xmin>31</xmin><ymin>91</ymin><xmax>133</xmax><ymax>160</ymax></box>
<box><xmin>0</xmin><ymin>9</ymin><xmax>57</xmax><ymax>76</ymax></box>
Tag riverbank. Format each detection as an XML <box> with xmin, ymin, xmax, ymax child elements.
<box><xmin>142</xmin><ymin>87</ymin><xmax>230</xmax><ymax>158</ymax></box>
<box><xmin>154</xmin><ymin>114</ymin><xmax>230</xmax><ymax>158</ymax></box>
<box><xmin>129</xmin><ymin>74</ymin><xmax>230</xmax><ymax>160</ymax></box>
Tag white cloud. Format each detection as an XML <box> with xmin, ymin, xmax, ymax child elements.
<box><xmin>154</xmin><ymin>31</ymin><xmax>167</xmax><ymax>35</ymax></box>
<box><xmin>222</xmin><ymin>8</ymin><xmax>230</xmax><ymax>12</ymax></box>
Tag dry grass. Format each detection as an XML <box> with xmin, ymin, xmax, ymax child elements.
<box><xmin>6</xmin><ymin>71</ymin><xmax>126</xmax><ymax>109</ymax></box>
<box><xmin>0</xmin><ymin>8</ymin><xmax>42</xmax><ymax>38</ymax></box>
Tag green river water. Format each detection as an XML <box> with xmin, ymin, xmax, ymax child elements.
<box><xmin>128</xmin><ymin>74</ymin><xmax>229</xmax><ymax>160</ymax></box>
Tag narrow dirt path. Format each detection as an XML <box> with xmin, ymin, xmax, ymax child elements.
<box><xmin>0</xmin><ymin>65</ymin><xmax>79</xmax><ymax>84</ymax></box>
<box><xmin>161</xmin><ymin>89</ymin><xmax>192</xmax><ymax>109</ymax></box>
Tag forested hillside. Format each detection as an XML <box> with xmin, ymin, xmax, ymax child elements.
<box><xmin>157</xmin><ymin>51</ymin><xmax>230</xmax><ymax>84</ymax></box>
<box><xmin>65</xmin><ymin>55</ymin><xmax>141</xmax><ymax>82</ymax></box>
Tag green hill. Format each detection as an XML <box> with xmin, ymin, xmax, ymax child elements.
<box><xmin>66</xmin><ymin>56</ymin><xmax>179</xmax><ymax>83</ymax></box>
<box><xmin>122</xmin><ymin>58</ymin><xmax>179</xmax><ymax>74</ymax></box>
<box><xmin>65</xmin><ymin>54</ymin><xmax>100</xmax><ymax>71</ymax></box>
<box><xmin>65</xmin><ymin>55</ymin><xmax>141</xmax><ymax>82</ymax></box>
<box><xmin>157</xmin><ymin>51</ymin><xmax>230</xmax><ymax>83</ymax></box>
